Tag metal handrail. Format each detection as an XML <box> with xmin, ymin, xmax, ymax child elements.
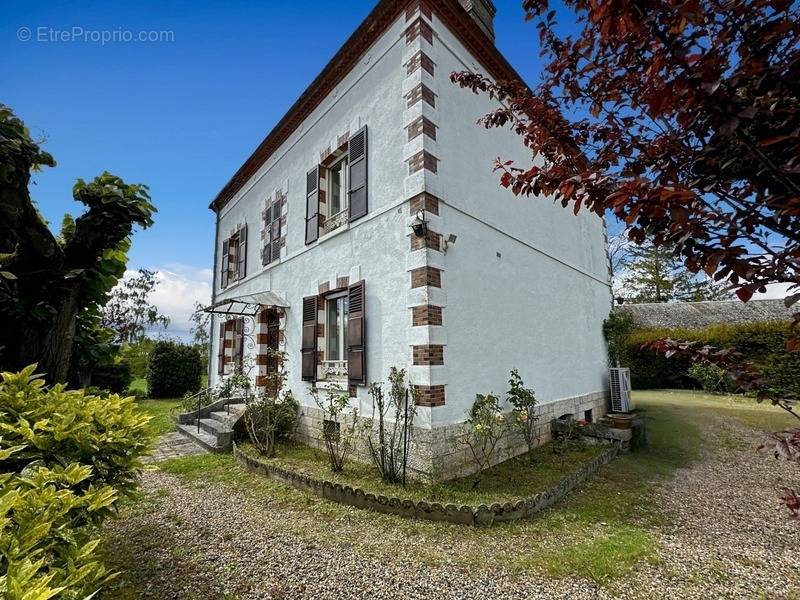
<box><xmin>185</xmin><ymin>386</ymin><xmax>215</xmax><ymax>433</ymax></box>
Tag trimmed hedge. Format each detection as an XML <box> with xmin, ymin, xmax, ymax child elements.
<box><xmin>92</xmin><ymin>360</ymin><xmax>132</xmax><ymax>393</ymax></box>
<box><xmin>147</xmin><ymin>341</ymin><xmax>202</xmax><ymax>399</ymax></box>
<box><xmin>619</xmin><ymin>320</ymin><xmax>800</xmax><ymax>399</ymax></box>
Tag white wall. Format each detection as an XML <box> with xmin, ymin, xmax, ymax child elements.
<box><xmin>427</xmin><ymin>14</ymin><xmax>613</xmax><ymax>425</ymax></box>
<box><xmin>209</xmin><ymin>6</ymin><xmax>612</xmax><ymax>431</ymax></box>
<box><xmin>210</xmin><ymin>13</ymin><xmax>412</xmax><ymax>415</ymax></box>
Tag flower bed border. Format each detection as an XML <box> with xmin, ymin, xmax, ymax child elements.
<box><xmin>232</xmin><ymin>442</ymin><xmax>621</xmax><ymax>526</ymax></box>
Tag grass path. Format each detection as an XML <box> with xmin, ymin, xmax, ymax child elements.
<box><xmin>102</xmin><ymin>390</ymin><xmax>799</xmax><ymax>598</ymax></box>
<box><xmin>138</xmin><ymin>398</ymin><xmax>182</xmax><ymax>437</ymax></box>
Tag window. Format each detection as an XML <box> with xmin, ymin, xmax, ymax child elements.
<box><xmin>228</xmin><ymin>233</ymin><xmax>241</xmax><ymax>281</ymax></box>
<box><xmin>262</xmin><ymin>197</ymin><xmax>283</xmax><ymax>266</ymax></box>
<box><xmin>327</xmin><ymin>155</ymin><xmax>348</xmax><ymax>218</ymax></box>
<box><xmin>323</xmin><ymin>419</ymin><xmax>340</xmax><ymax>441</ymax></box>
<box><xmin>232</xmin><ymin>318</ymin><xmax>244</xmax><ymax>372</ymax></box>
<box><xmin>221</xmin><ymin>225</ymin><xmax>247</xmax><ymax>288</ymax></box>
<box><xmin>217</xmin><ymin>318</ymin><xmax>244</xmax><ymax>375</ymax></box>
<box><xmin>321</xmin><ymin>292</ymin><xmax>348</xmax><ymax>383</ymax></box>
<box><xmin>325</xmin><ymin>293</ymin><xmax>349</xmax><ymax>361</ymax></box>
<box><xmin>305</xmin><ymin>126</ymin><xmax>367</xmax><ymax>245</ymax></box>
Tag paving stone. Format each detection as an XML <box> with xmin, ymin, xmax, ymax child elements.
<box><xmin>145</xmin><ymin>432</ymin><xmax>207</xmax><ymax>463</ymax></box>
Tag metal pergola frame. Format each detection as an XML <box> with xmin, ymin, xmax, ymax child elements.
<box><xmin>202</xmin><ymin>291</ymin><xmax>289</xmax><ymax>317</ymax></box>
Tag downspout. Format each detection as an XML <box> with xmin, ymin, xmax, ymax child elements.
<box><xmin>208</xmin><ymin>208</ymin><xmax>221</xmax><ymax>388</ymax></box>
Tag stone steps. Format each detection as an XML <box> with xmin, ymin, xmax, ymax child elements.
<box><xmin>176</xmin><ymin>424</ymin><xmax>227</xmax><ymax>453</ymax></box>
<box><xmin>175</xmin><ymin>401</ymin><xmax>249</xmax><ymax>453</ymax></box>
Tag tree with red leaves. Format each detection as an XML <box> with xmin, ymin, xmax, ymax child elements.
<box><xmin>453</xmin><ymin>0</ymin><xmax>799</xmax><ymax>326</ymax></box>
<box><xmin>452</xmin><ymin>0</ymin><xmax>800</xmax><ymax>514</ymax></box>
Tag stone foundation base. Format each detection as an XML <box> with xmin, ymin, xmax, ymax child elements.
<box><xmin>294</xmin><ymin>390</ymin><xmax>608</xmax><ymax>481</ymax></box>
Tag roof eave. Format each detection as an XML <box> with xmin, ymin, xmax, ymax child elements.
<box><xmin>209</xmin><ymin>0</ymin><xmax>527</xmax><ymax>213</ymax></box>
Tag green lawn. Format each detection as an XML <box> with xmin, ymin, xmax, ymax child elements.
<box><xmin>239</xmin><ymin>439</ymin><xmax>606</xmax><ymax>506</ymax></box>
<box><xmin>128</xmin><ymin>377</ymin><xmax>147</xmax><ymax>395</ymax></box>
<box><xmin>139</xmin><ymin>398</ymin><xmax>182</xmax><ymax>437</ymax></box>
<box><xmin>124</xmin><ymin>389</ymin><xmax>797</xmax><ymax>586</ymax></box>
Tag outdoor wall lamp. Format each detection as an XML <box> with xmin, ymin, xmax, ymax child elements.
<box><xmin>410</xmin><ymin>209</ymin><xmax>428</xmax><ymax>237</ymax></box>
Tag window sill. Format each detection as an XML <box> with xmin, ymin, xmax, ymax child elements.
<box><xmin>317</xmin><ymin>220</ymin><xmax>350</xmax><ymax>244</ymax></box>
<box><xmin>263</xmin><ymin>256</ymin><xmax>282</xmax><ymax>269</ymax></box>
<box><xmin>315</xmin><ymin>379</ymin><xmax>349</xmax><ymax>392</ymax></box>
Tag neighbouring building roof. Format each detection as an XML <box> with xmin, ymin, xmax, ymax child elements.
<box><xmin>209</xmin><ymin>0</ymin><xmax>524</xmax><ymax>212</ymax></box>
<box><xmin>615</xmin><ymin>299</ymin><xmax>794</xmax><ymax>329</ymax></box>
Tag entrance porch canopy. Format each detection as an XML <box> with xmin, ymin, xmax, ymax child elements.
<box><xmin>202</xmin><ymin>291</ymin><xmax>289</xmax><ymax>317</ymax></box>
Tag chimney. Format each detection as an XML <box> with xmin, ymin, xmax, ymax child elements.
<box><xmin>459</xmin><ymin>0</ymin><xmax>496</xmax><ymax>42</ymax></box>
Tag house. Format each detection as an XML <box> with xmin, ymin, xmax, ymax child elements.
<box><xmin>192</xmin><ymin>0</ymin><xmax>613</xmax><ymax>478</ymax></box>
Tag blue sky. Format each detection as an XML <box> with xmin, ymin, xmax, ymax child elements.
<box><xmin>2</xmin><ymin>0</ymin><xmax>562</xmax><ymax>336</ymax></box>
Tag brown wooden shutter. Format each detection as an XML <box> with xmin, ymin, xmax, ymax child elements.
<box><xmin>305</xmin><ymin>166</ymin><xmax>320</xmax><ymax>245</ymax></box>
<box><xmin>237</xmin><ymin>226</ymin><xmax>247</xmax><ymax>279</ymax></box>
<box><xmin>301</xmin><ymin>296</ymin><xmax>317</xmax><ymax>381</ymax></box>
<box><xmin>347</xmin><ymin>280</ymin><xmax>366</xmax><ymax>384</ymax></box>
<box><xmin>217</xmin><ymin>321</ymin><xmax>226</xmax><ymax>375</ymax></box>
<box><xmin>348</xmin><ymin>126</ymin><xmax>368</xmax><ymax>222</ymax></box>
<box><xmin>270</xmin><ymin>218</ymin><xmax>281</xmax><ymax>263</ymax></box>
<box><xmin>262</xmin><ymin>204</ymin><xmax>272</xmax><ymax>266</ymax></box>
<box><xmin>221</xmin><ymin>238</ymin><xmax>230</xmax><ymax>288</ymax></box>
<box><xmin>234</xmin><ymin>317</ymin><xmax>244</xmax><ymax>371</ymax></box>
<box><xmin>266</xmin><ymin>310</ymin><xmax>280</xmax><ymax>374</ymax></box>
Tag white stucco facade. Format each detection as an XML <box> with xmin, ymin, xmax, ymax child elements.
<box><xmin>208</xmin><ymin>1</ymin><xmax>612</xmax><ymax>477</ymax></box>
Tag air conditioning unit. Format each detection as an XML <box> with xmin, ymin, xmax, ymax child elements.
<box><xmin>609</xmin><ymin>367</ymin><xmax>632</xmax><ymax>413</ymax></box>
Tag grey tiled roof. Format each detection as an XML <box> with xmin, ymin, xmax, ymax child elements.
<box><xmin>614</xmin><ymin>299</ymin><xmax>793</xmax><ymax>329</ymax></box>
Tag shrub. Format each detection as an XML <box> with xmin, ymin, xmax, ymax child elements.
<box><xmin>92</xmin><ymin>360</ymin><xmax>132</xmax><ymax>393</ymax></box>
<box><xmin>125</xmin><ymin>387</ymin><xmax>149</xmax><ymax>400</ymax></box>
<box><xmin>147</xmin><ymin>341</ymin><xmax>202</xmax><ymax>398</ymax></box>
<box><xmin>457</xmin><ymin>393</ymin><xmax>509</xmax><ymax>487</ymax></box>
<box><xmin>365</xmin><ymin>367</ymin><xmax>417</xmax><ymax>485</ymax></box>
<box><xmin>0</xmin><ymin>465</ymin><xmax>115</xmax><ymax>600</ymax></box>
<box><xmin>602</xmin><ymin>311</ymin><xmax>635</xmax><ymax>366</ymax></box>
<box><xmin>0</xmin><ymin>365</ymin><xmax>151</xmax><ymax>599</ymax></box>
<box><xmin>244</xmin><ymin>349</ymin><xmax>298</xmax><ymax>457</ymax></box>
<box><xmin>506</xmin><ymin>369</ymin><xmax>539</xmax><ymax>459</ymax></box>
<box><xmin>618</xmin><ymin>321</ymin><xmax>800</xmax><ymax>398</ymax></box>
<box><xmin>687</xmin><ymin>363</ymin><xmax>735</xmax><ymax>394</ymax></box>
<box><xmin>119</xmin><ymin>338</ymin><xmax>155</xmax><ymax>380</ymax></box>
<box><xmin>311</xmin><ymin>386</ymin><xmax>359</xmax><ymax>472</ymax></box>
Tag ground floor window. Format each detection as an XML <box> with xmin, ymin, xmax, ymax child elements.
<box><xmin>322</xmin><ymin>292</ymin><xmax>348</xmax><ymax>384</ymax></box>
<box><xmin>217</xmin><ymin>317</ymin><xmax>245</xmax><ymax>375</ymax></box>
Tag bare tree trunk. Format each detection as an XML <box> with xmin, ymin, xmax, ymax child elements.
<box><xmin>39</xmin><ymin>287</ymin><xmax>80</xmax><ymax>383</ymax></box>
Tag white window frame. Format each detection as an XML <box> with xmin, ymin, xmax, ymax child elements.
<box><xmin>320</xmin><ymin>291</ymin><xmax>349</xmax><ymax>384</ymax></box>
<box><xmin>326</xmin><ymin>154</ymin><xmax>348</xmax><ymax>219</ymax></box>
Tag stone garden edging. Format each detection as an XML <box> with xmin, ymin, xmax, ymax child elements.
<box><xmin>232</xmin><ymin>442</ymin><xmax>621</xmax><ymax>526</ymax></box>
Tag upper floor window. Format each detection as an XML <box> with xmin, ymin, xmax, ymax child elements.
<box><xmin>305</xmin><ymin>126</ymin><xmax>368</xmax><ymax>245</ymax></box>
<box><xmin>221</xmin><ymin>225</ymin><xmax>247</xmax><ymax>289</ymax></box>
<box><xmin>327</xmin><ymin>154</ymin><xmax>348</xmax><ymax>219</ymax></box>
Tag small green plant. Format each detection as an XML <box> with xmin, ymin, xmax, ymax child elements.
<box><xmin>244</xmin><ymin>349</ymin><xmax>298</xmax><ymax>457</ymax></box>
<box><xmin>458</xmin><ymin>393</ymin><xmax>509</xmax><ymax>488</ymax></box>
<box><xmin>365</xmin><ymin>367</ymin><xmax>417</xmax><ymax>485</ymax></box>
<box><xmin>311</xmin><ymin>386</ymin><xmax>359</xmax><ymax>472</ymax></box>
<box><xmin>687</xmin><ymin>363</ymin><xmax>735</xmax><ymax>394</ymax></box>
<box><xmin>506</xmin><ymin>369</ymin><xmax>539</xmax><ymax>460</ymax></box>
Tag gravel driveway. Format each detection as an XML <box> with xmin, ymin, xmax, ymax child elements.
<box><xmin>101</xmin><ymin>417</ymin><xmax>799</xmax><ymax>599</ymax></box>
